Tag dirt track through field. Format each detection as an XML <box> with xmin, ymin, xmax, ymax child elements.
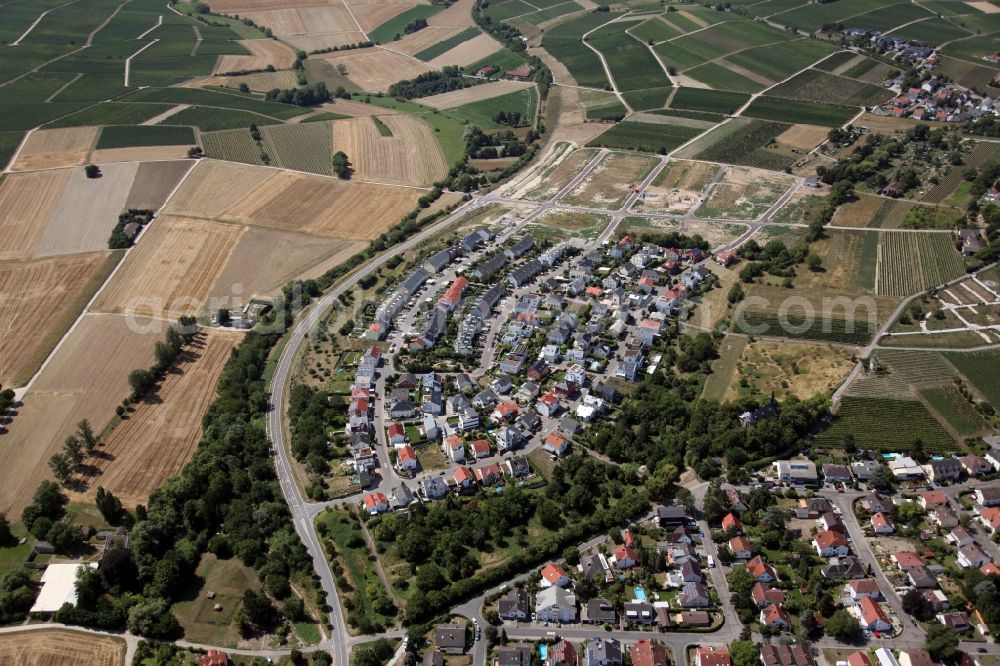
<box><xmin>0</xmin><ymin>314</ymin><xmax>162</xmax><ymax>515</ymax></box>
<box><xmin>80</xmin><ymin>330</ymin><xmax>242</xmax><ymax>507</ymax></box>
<box><xmin>0</xmin><ymin>629</ymin><xmax>124</xmax><ymax>666</ymax></box>
<box><xmin>420</xmin><ymin>80</ymin><xmax>534</xmax><ymax>109</ymax></box>
<box><xmin>10</xmin><ymin>127</ymin><xmax>98</xmax><ymax>171</ymax></box>
<box><xmin>0</xmin><ymin>251</ymin><xmax>116</xmax><ymax>387</ymax></box>
<box><xmin>92</xmin><ymin>215</ymin><xmax>244</xmax><ymax>318</ymax></box>
<box><xmin>330</xmin><ymin>114</ymin><xmax>447</xmax><ymax>185</ymax></box>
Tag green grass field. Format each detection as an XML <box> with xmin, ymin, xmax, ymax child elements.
<box><xmin>743</xmin><ymin>96</ymin><xmax>858</xmax><ymax>127</ymax></box>
<box><xmin>816</xmin><ymin>396</ymin><xmax>958</xmax><ymax>451</ymax></box>
<box><xmin>415</xmin><ymin>27</ymin><xmax>481</xmax><ymax>61</ymax></box>
<box><xmin>587</xmin><ymin>120</ymin><xmax>701</xmax><ymax>154</ymax></box>
<box><xmin>96</xmin><ymin>125</ymin><xmax>196</xmax><ymax>148</ymax></box>
<box><xmin>541</xmin><ymin>13</ymin><xmax>615</xmax><ymax>90</ymax></box>
<box><xmin>448</xmin><ymin>88</ymin><xmax>538</xmax><ymax>128</ymax></box>
<box><xmin>369</xmin><ymin>6</ymin><xmax>443</xmax><ymax>43</ymax></box>
<box><xmin>670</xmin><ymin>88</ymin><xmax>749</xmax><ymax>115</ymax></box>
<box><xmin>164</xmin><ymin>106</ymin><xmax>282</xmax><ymax>131</ymax></box>
<box><xmin>944</xmin><ymin>351</ymin><xmax>1000</xmax><ymax>409</ymax></box>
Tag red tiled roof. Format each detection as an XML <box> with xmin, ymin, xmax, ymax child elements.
<box><xmin>541</xmin><ymin>562</ymin><xmax>567</xmax><ymax>585</ymax></box>
<box><xmin>363</xmin><ymin>492</ymin><xmax>387</xmax><ymax>510</ymax></box>
<box><xmin>859</xmin><ymin>596</ymin><xmax>888</xmax><ymax>626</ymax></box>
<box><xmin>696</xmin><ymin>647</ymin><xmax>731</xmax><ymax>666</ymax></box>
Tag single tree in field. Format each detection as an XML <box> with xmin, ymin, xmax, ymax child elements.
<box><xmin>84</xmin><ymin>164</ymin><xmax>101</xmax><ymax>178</ymax></box>
<box><xmin>48</xmin><ymin>453</ymin><xmax>72</xmax><ymax>485</ymax></box>
<box><xmin>77</xmin><ymin>419</ymin><xmax>99</xmax><ymax>455</ymax></box>
<box><xmin>62</xmin><ymin>435</ymin><xmax>84</xmax><ymax>469</ymax></box>
<box><xmin>332</xmin><ymin>151</ymin><xmax>352</xmax><ymax>179</ymax></box>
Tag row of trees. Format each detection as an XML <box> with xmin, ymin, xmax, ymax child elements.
<box><xmin>264</xmin><ymin>82</ymin><xmax>332</xmax><ymax>106</ymax></box>
<box><xmin>48</xmin><ymin>419</ymin><xmax>100</xmax><ymax>486</ymax></box>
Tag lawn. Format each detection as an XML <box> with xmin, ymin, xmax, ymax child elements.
<box><xmin>172</xmin><ymin>553</ymin><xmax>261</xmax><ymax>647</ymax></box>
<box><xmin>96</xmin><ymin>124</ymin><xmax>196</xmax><ymax>148</ymax></box>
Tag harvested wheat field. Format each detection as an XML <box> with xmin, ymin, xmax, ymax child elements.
<box><xmin>351</xmin><ymin>3</ymin><xmax>418</xmax><ymax>31</ymax></box>
<box><xmin>215</xmin><ymin>39</ymin><xmax>297</xmax><ymax>73</ymax></box>
<box><xmin>420</xmin><ymin>80</ymin><xmax>533</xmax><ymax>109</ymax></box>
<box><xmin>223</xmin><ymin>69</ymin><xmax>299</xmax><ymax>92</ymax></box>
<box><xmin>318</xmin><ymin>98</ymin><xmax>404</xmax><ymax>116</ymax></box>
<box><xmin>393</xmin><ymin>25</ymin><xmax>465</xmax><ymax>56</ymax></box>
<box><xmin>284</xmin><ymin>31</ymin><xmax>368</xmax><ymax>51</ymax></box>
<box><xmin>777</xmin><ymin>124</ymin><xmax>830</xmax><ymax>151</ymax></box>
<box><xmin>89</xmin><ymin>145</ymin><xmax>192</xmax><ymax>164</ymax></box>
<box><xmin>318</xmin><ymin>48</ymin><xmax>433</xmax><ymax>92</ymax></box>
<box><xmin>93</xmin><ymin>216</ymin><xmax>243</xmax><ymax>319</ymax></box>
<box><xmin>0</xmin><ymin>169</ymin><xmax>72</xmax><ymax>260</ymax></box>
<box><xmin>125</xmin><ymin>160</ymin><xmax>194</xmax><ymax>210</ymax></box>
<box><xmin>34</xmin><ymin>161</ymin><xmax>139</xmax><ymax>258</ymax></box>
<box><xmin>0</xmin><ymin>314</ymin><xmax>161</xmax><ymax>514</ymax></box>
<box><xmin>207</xmin><ymin>227</ymin><xmax>360</xmax><ymax>304</ymax></box>
<box><xmin>0</xmin><ymin>629</ymin><xmax>124</xmax><ymax>666</ymax></box>
<box><xmin>81</xmin><ymin>330</ymin><xmax>241</xmax><ymax>507</ymax></box>
<box><xmin>165</xmin><ymin>160</ymin><xmax>278</xmax><ymax>218</ymax></box>
<box><xmin>10</xmin><ymin>127</ymin><xmax>98</xmax><ymax>171</ymax></box>
<box><xmin>0</xmin><ymin>251</ymin><xmax>119</xmax><ymax>387</ymax></box>
<box><xmin>330</xmin><ymin>115</ymin><xmax>447</xmax><ymax>185</ymax></box>
<box><xmin>561</xmin><ymin>151</ymin><xmax>657</xmax><ymax>210</ymax></box>
<box><xmin>832</xmin><ymin>193</ymin><xmax>883</xmax><ymax>227</ymax></box>
<box><xmin>427</xmin><ymin>33</ymin><xmax>501</xmax><ymax>68</ymax></box>
<box><xmin>428</xmin><ymin>0</ymin><xmax>476</xmax><ymax>26</ymax></box>
<box><xmin>211</xmin><ymin>0</ymin><xmax>345</xmax><ymax>11</ymax></box>
<box><xmin>167</xmin><ymin>160</ymin><xmax>423</xmax><ymax>238</ymax></box>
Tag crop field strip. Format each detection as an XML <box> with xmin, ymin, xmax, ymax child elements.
<box><xmin>587</xmin><ymin>120</ymin><xmax>702</xmax><ymax>154</ymax></box>
<box><xmin>742</xmin><ymin>96</ymin><xmax>859</xmax><ymax>127</ymax></box>
<box><xmin>875</xmin><ymin>232</ymin><xmax>966</xmax><ymax>297</ymax></box>
<box><xmin>540</xmin><ymin>12</ymin><xmax>614</xmax><ymax>89</ymax></box>
<box><xmin>692</xmin><ymin>119</ymin><xmax>796</xmax><ymax>171</ymax></box>
<box><xmin>846</xmin><ymin>349</ymin><xmax>958</xmax><ymax>399</ymax></box>
<box><xmin>262</xmin><ymin>121</ymin><xmax>335</xmax><ymax>176</ymax></box>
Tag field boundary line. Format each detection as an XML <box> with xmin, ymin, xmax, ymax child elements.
<box><xmin>580</xmin><ymin>12</ymin><xmax>633</xmax><ymax>113</ymax></box>
<box><xmin>190</xmin><ymin>24</ymin><xmax>202</xmax><ymax>56</ymax></box>
<box><xmin>136</xmin><ymin>14</ymin><xmax>163</xmax><ymax>40</ymax></box>
<box><xmin>341</xmin><ymin>0</ymin><xmax>369</xmax><ymax>41</ymax></box>
<box><xmin>11</xmin><ymin>0</ymin><xmax>81</xmax><ymax>45</ymax></box>
<box><xmin>2</xmin><ymin>128</ymin><xmax>36</xmax><ymax>173</ymax></box>
<box><xmin>143</xmin><ymin>103</ymin><xmax>192</xmax><ymax>125</ymax></box>
<box><xmin>12</xmin><ymin>159</ymin><xmax>198</xmax><ymax>399</ymax></box>
<box><xmin>43</xmin><ymin>71</ymin><xmax>83</xmax><ymax>102</ymax></box>
<box><xmin>124</xmin><ymin>39</ymin><xmax>159</xmax><ymax>86</ymax></box>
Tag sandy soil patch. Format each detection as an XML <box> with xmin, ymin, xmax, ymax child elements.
<box><xmin>696</xmin><ymin>166</ymin><xmax>794</xmax><ymax>220</ymax></box>
<box><xmin>505</xmin><ymin>143</ymin><xmax>595</xmax><ymax>200</ymax></box>
<box><xmin>392</xmin><ymin>25</ymin><xmax>465</xmax><ymax>55</ymax></box>
<box><xmin>207</xmin><ymin>227</ymin><xmax>360</xmax><ymax>304</ymax></box>
<box><xmin>0</xmin><ymin>169</ymin><xmax>72</xmax><ymax>261</ymax></box>
<box><xmin>351</xmin><ymin>3</ymin><xmax>418</xmax><ymax>31</ymax></box>
<box><xmin>92</xmin><ymin>216</ymin><xmax>243</xmax><ymax>319</ymax></box>
<box><xmin>427</xmin><ymin>32</ymin><xmax>501</xmax><ymax>68</ymax></box>
<box><xmin>34</xmin><ymin>161</ymin><xmax>139</xmax><ymax>258</ymax></box>
<box><xmin>330</xmin><ymin>114</ymin><xmax>447</xmax><ymax>185</ymax></box>
<box><xmin>724</xmin><ymin>338</ymin><xmax>856</xmax><ymax>402</ymax></box>
<box><xmin>78</xmin><ymin>330</ymin><xmax>241</xmax><ymax>507</ymax></box>
<box><xmin>215</xmin><ymin>39</ymin><xmax>297</xmax><ymax>73</ymax></box>
<box><xmin>634</xmin><ymin>159</ymin><xmax>718</xmax><ymax>213</ymax></box>
<box><xmin>420</xmin><ymin>79</ymin><xmax>534</xmax><ymax>109</ymax></box>
<box><xmin>428</xmin><ymin>0</ymin><xmax>476</xmax><ymax>26</ymax></box>
<box><xmin>0</xmin><ymin>629</ymin><xmax>124</xmax><ymax>666</ymax></box>
<box><xmin>89</xmin><ymin>145</ymin><xmax>192</xmax><ymax>164</ymax></box>
<box><xmin>967</xmin><ymin>1</ymin><xmax>1000</xmax><ymax>12</ymax></box>
<box><xmin>11</xmin><ymin>127</ymin><xmax>99</xmax><ymax>171</ymax></box>
<box><xmin>671</xmin><ymin>74</ymin><xmax>710</xmax><ymax>89</ymax></box>
<box><xmin>561</xmin><ymin>151</ymin><xmax>657</xmax><ymax>209</ymax></box>
<box><xmin>125</xmin><ymin>160</ymin><xmax>194</xmax><ymax>210</ymax></box>
<box><xmin>0</xmin><ymin>314</ymin><xmax>161</xmax><ymax>515</ymax></box>
<box><xmin>776</xmin><ymin>123</ymin><xmax>830</xmax><ymax>151</ymax></box>
<box><xmin>318</xmin><ymin>48</ymin><xmax>433</xmax><ymax>92</ymax></box>
<box><xmin>0</xmin><ymin>251</ymin><xmax>118</xmax><ymax>387</ymax></box>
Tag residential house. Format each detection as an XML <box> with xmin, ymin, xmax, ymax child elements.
<box><xmin>362</xmin><ymin>492</ymin><xmax>389</xmax><ymax>515</ymax></box>
<box><xmin>725</xmin><ymin>487</ymin><xmax>748</xmax><ymax>513</ymax></box>
<box><xmin>949</xmin><ymin>527</ymin><xmax>974</xmax><ymax>547</ymax></box>
<box><xmin>747</xmin><ymin>556</ymin><xmax>777</xmax><ymax>583</ymax></box>
<box><xmin>773</xmin><ymin>459</ymin><xmax>818</xmax><ymax>484</ymax></box>
<box><xmin>629</xmin><ymin>640</ymin><xmax>669</xmax><ymax>666</ymax></box>
<box><xmin>855</xmin><ymin>597</ymin><xmax>891</xmax><ymax>632</ymax></box>
<box><xmin>871</xmin><ymin>512</ymin><xmax>894</xmax><ymax>534</ymax></box>
<box><xmin>938</xmin><ymin>611</ymin><xmax>972</xmax><ymax>632</ymax></box>
<box><xmin>624</xmin><ymin>601</ymin><xmax>656</xmax><ymax>624</ymax></box>
<box><xmin>696</xmin><ymin>647</ymin><xmax>731</xmax><ymax>666</ymax></box>
<box><xmin>893</xmin><ymin>552</ymin><xmax>924</xmax><ymax>571</ymax></box>
<box><xmin>679</xmin><ymin>560</ymin><xmax>703</xmax><ymax>582</ymax></box>
<box><xmin>503</xmin><ymin>455</ymin><xmax>531</xmax><ymax>478</ymax></box>
<box><xmin>422</xmin><ymin>413</ymin><xmax>439</xmax><ymax>441</ymax></box>
<box><xmin>795</xmin><ymin>498</ymin><xmax>833</xmax><ymax>519</ymax></box>
<box><xmin>846</xmin><ymin>579</ymin><xmax>882</xmax><ymax>602</ymax></box>
<box><xmin>535</xmin><ymin>586</ymin><xmax>576</xmax><ymax>623</ymax></box>
<box><xmin>961</xmin><ymin>455</ymin><xmax>992</xmax><ymax>477</ymax></box>
<box><xmin>541</xmin><ymin>562</ymin><xmax>570</xmax><ymax>588</ymax></box>
<box><xmin>536</xmin><ymin>391</ymin><xmax>562</xmax><ymax>417</ymax></box>
<box><xmin>421</xmin><ymin>475</ymin><xmax>449</xmax><ymax>500</ymax></box>
<box><xmin>505</xmin><ymin>235</ymin><xmax>534</xmax><ymax>260</ymax></box>
<box><xmin>821</xmin><ymin>556</ymin><xmax>866</xmax><ymax>580</ymax></box>
<box><xmin>760</xmin><ymin>644</ymin><xmax>813</xmax><ymax>666</ymax></box>
<box><xmin>819</xmin><ymin>511</ymin><xmax>845</xmax><ymax>533</ymax></box>
<box><xmin>496</xmin><ymin>427</ymin><xmax>521</xmax><ymax>453</ymax></box>
<box><xmin>387</xmin><ymin>422</ymin><xmax>407</xmax><ymax>446</ymax></box>
<box><xmin>546</xmin><ymin>640</ymin><xmax>579</xmax><ymax>666</ymax></box>
<box><xmin>908</xmin><ymin>565</ymin><xmax>938</xmax><ymax>589</ymax></box>
<box><xmin>976</xmin><ymin>486</ymin><xmax>1000</xmax><ymax>507</ymax></box>
<box><xmin>760</xmin><ymin>604</ymin><xmax>791</xmax><ymax>629</ymax></box>
<box><xmin>587</xmin><ymin>638</ymin><xmax>623</xmax><ymax>666</ymax></box>
<box><xmin>721</xmin><ymin>513</ymin><xmax>743</xmax><ymax>533</ymax></box>
<box><xmin>475</xmin><ymin>464</ymin><xmax>503</xmax><ymax>487</ymax></box>
<box><xmin>497</xmin><ymin>645</ymin><xmax>533</xmax><ymax>666</ymax></box>
<box><xmin>852</xmin><ymin>460</ymin><xmax>882</xmax><ymax>481</ymax></box>
<box><xmin>958</xmin><ymin>543</ymin><xmax>990</xmax><ymax>569</ymax></box>
<box><xmin>543</xmin><ymin>432</ymin><xmax>569</xmax><ymax>456</ymax></box>
<box><xmin>919</xmin><ymin>491</ymin><xmax>948</xmax><ymax>510</ymax></box>
<box><xmin>397</xmin><ymin>446</ymin><xmax>419</xmax><ymax>473</ymax></box>
<box><xmin>889</xmin><ymin>456</ymin><xmax>924</xmax><ymax>480</ymax></box>
<box><xmin>729</xmin><ymin>536</ymin><xmax>752</xmax><ymax>560</ymax></box>
<box><xmin>435</xmin><ymin>624</ymin><xmax>467</xmax><ymax>655</ymax></box>
<box><xmin>583</xmin><ymin>598</ymin><xmax>616</xmax><ymax>624</ymax></box>
<box><xmin>471</xmin><ymin>439</ymin><xmax>491</xmax><ymax>459</ymax></box>
<box><xmin>657</xmin><ymin>505</ymin><xmax>691</xmax><ymax>528</ymax></box>
<box><xmin>823</xmin><ymin>464</ymin><xmax>853</xmax><ymax>483</ymax></box>
<box><xmin>446</xmin><ymin>434</ymin><xmax>465</xmax><ymax>463</ymax></box>
<box><xmin>861</xmin><ymin>494</ymin><xmax>893</xmax><ymax>515</ymax></box>
<box><xmin>498</xmin><ymin>588</ymin><xmax>530</xmax><ymax>621</ymax></box>
<box><xmin>898</xmin><ymin>651</ymin><xmax>934</xmax><ymax>666</ymax></box>
<box><xmin>452</xmin><ymin>466</ymin><xmax>475</xmax><ymax>491</ymax></box>
<box><xmin>980</xmin><ymin>506</ymin><xmax>1000</xmax><ymax>533</ymax></box>
<box><xmin>752</xmin><ymin>583</ymin><xmax>786</xmax><ymax>608</ymax></box>
<box><xmin>929</xmin><ymin>506</ymin><xmax>959</xmax><ymax>529</ymax></box>
<box><xmin>815</xmin><ymin>530</ymin><xmax>850</xmax><ymax>557</ymax></box>
<box><xmin>678</xmin><ymin>582</ymin><xmax>711</xmax><ymax>607</ymax></box>
<box><xmin>612</xmin><ymin>544</ymin><xmax>637</xmax><ymax>569</ymax></box>
<box><xmin>676</xmin><ymin>611</ymin><xmax>710</xmax><ymax>627</ymax></box>
<box><xmin>927</xmin><ymin>457</ymin><xmax>963</xmax><ymax>482</ymax></box>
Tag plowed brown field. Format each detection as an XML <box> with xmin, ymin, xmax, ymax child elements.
<box><xmin>125</xmin><ymin>159</ymin><xmax>193</xmax><ymax>210</ymax></box>
<box><xmin>0</xmin><ymin>629</ymin><xmax>124</xmax><ymax>666</ymax></box>
<box><xmin>10</xmin><ymin>127</ymin><xmax>98</xmax><ymax>171</ymax></box>
<box><xmin>80</xmin><ymin>330</ymin><xmax>241</xmax><ymax>507</ymax></box>
<box><xmin>330</xmin><ymin>114</ymin><xmax>446</xmax><ymax>185</ymax></box>
<box><xmin>0</xmin><ymin>169</ymin><xmax>72</xmax><ymax>260</ymax></box>
<box><xmin>0</xmin><ymin>251</ymin><xmax>119</xmax><ymax>387</ymax></box>
<box><xmin>92</xmin><ymin>216</ymin><xmax>243</xmax><ymax>318</ymax></box>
